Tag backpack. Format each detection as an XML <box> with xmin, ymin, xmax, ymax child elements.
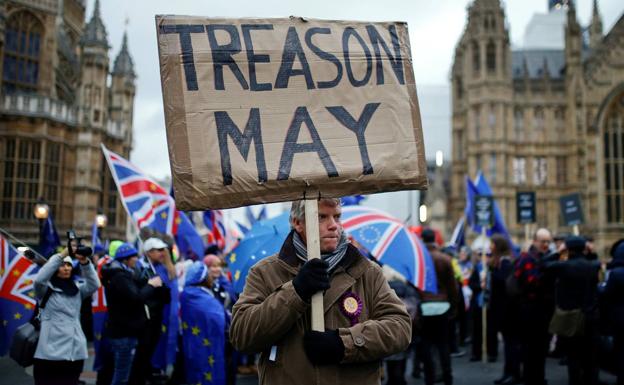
<box><xmin>9</xmin><ymin>288</ymin><xmax>53</xmax><ymax>367</ymax></box>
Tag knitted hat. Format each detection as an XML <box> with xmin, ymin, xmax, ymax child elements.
<box><xmin>565</xmin><ymin>236</ymin><xmax>586</xmax><ymax>253</ymax></box>
<box><xmin>114</xmin><ymin>243</ymin><xmax>138</xmax><ymax>260</ymax></box>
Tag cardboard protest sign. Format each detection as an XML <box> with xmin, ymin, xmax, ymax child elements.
<box><xmin>156</xmin><ymin>16</ymin><xmax>427</xmax><ymax>210</ymax></box>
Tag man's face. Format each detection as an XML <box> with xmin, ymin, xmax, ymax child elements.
<box><xmin>533</xmin><ymin>231</ymin><xmax>552</xmax><ymax>254</ymax></box>
<box><xmin>124</xmin><ymin>256</ymin><xmax>138</xmax><ymax>269</ymax></box>
<box><xmin>293</xmin><ymin>202</ymin><xmax>343</xmax><ymax>253</ymax></box>
<box><xmin>147</xmin><ymin>248</ymin><xmax>165</xmax><ymax>264</ymax></box>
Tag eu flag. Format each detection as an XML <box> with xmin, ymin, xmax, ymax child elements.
<box><xmin>180</xmin><ymin>286</ymin><xmax>226</xmax><ymax>385</ymax></box>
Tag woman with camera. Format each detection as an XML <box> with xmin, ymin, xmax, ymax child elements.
<box><xmin>32</xmin><ymin>244</ymin><xmax>100</xmax><ymax>385</ymax></box>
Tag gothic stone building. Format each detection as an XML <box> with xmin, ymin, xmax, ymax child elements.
<box><xmin>450</xmin><ymin>0</ymin><xmax>624</xmax><ymax>252</ymax></box>
<box><xmin>0</xmin><ymin>0</ymin><xmax>135</xmax><ymax>244</ymax></box>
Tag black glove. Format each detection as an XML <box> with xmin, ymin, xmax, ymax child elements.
<box><xmin>292</xmin><ymin>259</ymin><xmax>330</xmax><ymax>302</ymax></box>
<box><xmin>303</xmin><ymin>329</ymin><xmax>345</xmax><ymax>365</ymax></box>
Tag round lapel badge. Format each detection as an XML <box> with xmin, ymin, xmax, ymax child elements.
<box><xmin>340</xmin><ymin>292</ymin><xmax>363</xmax><ymax>326</ymax></box>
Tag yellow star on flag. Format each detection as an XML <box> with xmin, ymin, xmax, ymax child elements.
<box><xmin>24</xmin><ymin>279</ymin><xmax>32</xmax><ymax>285</ymax></box>
<box><xmin>204</xmin><ymin>372</ymin><xmax>213</xmax><ymax>382</ymax></box>
<box><xmin>24</xmin><ymin>303</ymin><xmax>33</xmax><ymax>310</ymax></box>
<box><xmin>162</xmin><ymin>324</ymin><xmax>167</xmax><ymax>333</ymax></box>
<box><xmin>234</xmin><ymin>270</ymin><xmax>241</xmax><ymax>281</ymax></box>
<box><xmin>191</xmin><ymin>326</ymin><xmax>200</xmax><ymax>336</ymax></box>
<box><xmin>229</xmin><ymin>253</ymin><xmax>236</xmax><ymax>264</ymax></box>
<box><xmin>14</xmin><ymin>312</ymin><xmax>22</xmax><ymax>320</ymax></box>
<box><xmin>182</xmin><ymin>321</ymin><xmax>188</xmax><ymax>330</ymax></box>
<box><xmin>161</xmin><ymin>212</ymin><xmax>168</xmax><ymax>219</ymax></box>
<box><xmin>95</xmin><ymin>333</ymin><xmax>102</xmax><ymax>341</ymax></box>
<box><xmin>0</xmin><ymin>268</ymin><xmax>5</xmax><ymax>276</ymax></box>
<box><xmin>12</xmin><ymin>270</ymin><xmax>20</xmax><ymax>276</ymax></box>
<box><xmin>208</xmin><ymin>355</ymin><xmax>215</xmax><ymax>367</ymax></box>
<box><xmin>149</xmin><ymin>183</ymin><xmax>157</xmax><ymax>191</ymax></box>
<box><xmin>203</xmin><ymin>338</ymin><xmax>211</xmax><ymax>346</ymax></box>
<box><xmin>28</xmin><ymin>291</ymin><xmax>35</xmax><ymax>298</ymax></box>
<box><xmin>175</xmin><ymin>217</ymin><xmax>182</xmax><ymax>225</ymax></box>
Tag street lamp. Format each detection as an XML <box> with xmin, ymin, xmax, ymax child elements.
<box><xmin>95</xmin><ymin>212</ymin><xmax>108</xmax><ymax>229</ymax></box>
<box><xmin>33</xmin><ymin>197</ymin><xmax>49</xmax><ymax>247</ymax></box>
<box><xmin>419</xmin><ymin>204</ymin><xmax>428</xmax><ymax>224</ymax></box>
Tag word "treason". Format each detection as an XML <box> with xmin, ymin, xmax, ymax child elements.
<box><xmin>216</xmin><ymin>103</ymin><xmax>380</xmax><ymax>185</ymax></box>
<box><xmin>159</xmin><ymin>24</ymin><xmax>405</xmax><ymax>91</ymax></box>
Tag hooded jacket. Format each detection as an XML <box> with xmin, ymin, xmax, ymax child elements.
<box><xmin>33</xmin><ymin>254</ymin><xmax>100</xmax><ymax>361</ymax></box>
<box><xmin>230</xmin><ymin>232</ymin><xmax>411</xmax><ymax>385</ymax></box>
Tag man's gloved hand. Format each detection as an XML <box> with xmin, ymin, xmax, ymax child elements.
<box><xmin>292</xmin><ymin>259</ymin><xmax>330</xmax><ymax>302</ymax></box>
<box><xmin>303</xmin><ymin>329</ymin><xmax>345</xmax><ymax>365</ymax></box>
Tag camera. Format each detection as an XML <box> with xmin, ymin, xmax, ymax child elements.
<box><xmin>66</xmin><ymin>230</ymin><xmax>92</xmax><ymax>258</ymax></box>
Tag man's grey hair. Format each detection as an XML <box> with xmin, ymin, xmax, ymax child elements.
<box><xmin>289</xmin><ymin>198</ymin><xmax>341</xmax><ymax>227</ymax></box>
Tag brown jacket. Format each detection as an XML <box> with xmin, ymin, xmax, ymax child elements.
<box><xmin>230</xmin><ymin>233</ymin><xmax>412</xmax><ymax>385</ymax></box>
<box><xmin>421</xmin><ymin>245</ymin><xmax>460</xmax><ymax>318</ymax></box>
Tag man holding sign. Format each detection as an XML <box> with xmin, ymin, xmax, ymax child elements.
<box><xmin>230</xmin><ymin>198</ymin><xmax>411</xmax><ymax>384</ymax></box>
<box><xmin>156</xmin><ymin>15</ymin><xmax>426</xmax><ymax>385</ymax></box>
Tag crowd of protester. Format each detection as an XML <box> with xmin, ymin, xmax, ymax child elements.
<box><xmin>382</xmin><ymin>228</ymin><xmax>624</xmax><ymax>385</ymax></box>
<box><xmin>27</xmin><ymin>222</ymin><xmax>624</xmax><ymax>385</ymax></box>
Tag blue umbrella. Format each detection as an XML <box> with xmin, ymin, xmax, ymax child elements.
<box><xmin>226</xmin><ymin>212</ymin><xmax>290</xmax><ymax>293</ymax></box>
<box><xmin>341</xmin><ymin>206</ymin><xmax>437</xmax><ymax>293</ymax></box>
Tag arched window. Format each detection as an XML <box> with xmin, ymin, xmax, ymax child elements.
<box><xmin>604</xmin><ymin>93</ymin><xmax>624</xmax><ymax>223</ymax></box>
<box><xmin>2</xmin><ymin>11</ymin><xmax>43</xmax><ymax>94</ymax></box>
<box><xmin>486</xmin><ymin>41</ymin><xmax>496</xmax><ymax>73</ymax></box>
<box><xmin>472</xmin><ymin>41</ymin><xmax>480</xmax><ymax>76</ymax></box>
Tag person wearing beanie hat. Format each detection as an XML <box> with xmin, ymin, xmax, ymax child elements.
<box><xmin>180</xmin><ymin>261</ymin><xmax>226</xmax><ymax>385</ymax></box>
<box><xmin>100</xmin><ymin>242</ymin><xmax>162</xmax><ymax>385</ymax></box>
<box><xmin>544</xmin><ymin>236</ymin><xmax>601</xmax><ymax>385</ymax></box>
<box><xmin>601</xmin><ymin>239</ymin><xmax>624</xmax><ymax>385</ymax></box>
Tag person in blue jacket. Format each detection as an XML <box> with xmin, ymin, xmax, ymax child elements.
<box><xmin>601</xmin><ymin>239</ymin><xmax>624</xmax><ymax>385</ymax></box>
<box><xmin>181</xmin><ymin>261</ymin><xmax>227</xmax><ymax>385</ymax></box>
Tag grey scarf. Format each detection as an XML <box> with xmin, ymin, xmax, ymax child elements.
<box><xmin>293</xmin><ymin>231</ymin><xmax>349</xmax><ymax>273</ymax></box>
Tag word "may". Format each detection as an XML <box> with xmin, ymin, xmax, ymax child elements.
<box><xmin>217</xmin><ymin>103</ymin><xmax>380</xmax><ymax>185</ymax></box>
<box><xmin>159</xmin><ymin>24</ymin><xmax>405</xmax><ymax>91</ymax></box>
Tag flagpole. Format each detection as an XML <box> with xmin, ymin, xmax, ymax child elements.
<box><xmin>0</xmin><ymin>226</ymin><xmax>46</xmax><ymax>261</ymax></box>
<box><xmin>481</xmin><ymin>226</ymin><xmax>488</xmax><ymax>364</ymax></box>
<box><xmin>305</xmin><ymin>198</ymin><xmax>325</xmax><ymax>332</ymax></box>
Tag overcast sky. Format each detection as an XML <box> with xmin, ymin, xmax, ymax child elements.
<box><xmin>90</xmin><ymin>0</ymin><xmax>623</xmax><ymax>180</ymax></box>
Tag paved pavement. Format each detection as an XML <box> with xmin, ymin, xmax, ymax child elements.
<box><xmin>1</xmin><ymin>346</ymin><xmax>617</xmax><ymax>385</ymax></box>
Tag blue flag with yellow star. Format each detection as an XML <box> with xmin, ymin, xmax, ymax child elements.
<box><xmin>180</xmin><ymin>286</ymin><xmax>226</xmax><ymax>385</ymax></box>
<box><xmin>0</xmin><ymin>234</ymin><xmax>40</xmax><ymax>356</ymax></box>
<box><xmin>151</xmin><ymin>262</ymin><xmax>180</xmax><ymax>369</ymax></box>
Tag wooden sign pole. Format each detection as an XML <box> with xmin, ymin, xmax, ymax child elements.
<box><xmin>572</xmin><ymin>224</ymin><xmax>580</xmax><ymax>236</ymax></box>
<box><xmin>525</xmin><ymin>223</ymin><xmax>531</xmax><ymax>249</ymax></box>
<box><xmin>481</xmin><ymin>226</ymin><xmax>488</xmax><ymax>363</ymax></box>
<box><xmin>305</xmin><ymin>199</ymin><xmax>325</xmax><ymax>332</ymax></box>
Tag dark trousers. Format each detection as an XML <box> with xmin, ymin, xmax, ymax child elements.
<box><xmin>33</xmin><ymin>358</ymin><xmax>84</xmax><ymax>385</ymax></box>
<box><xmin>386</xmin><ymin>359</ymin><xmax>407</xmax><ymax>385</ymax></box>
<box><xmin>522</xmin><ymin>328</ymin><xmax>550</xmax><ymax>385</ymax></box>
<box><xmin>563</xmin><ymin>323</ymin><xmax>599</xmax><ymax>385</ymax></box>
<box><xmin>420</xmin><ymin>313</ymin><xmax>452</xmax><ymax>385</ymax></box>
<box><xmin>615</xmin><ymin>333</ymin><xmax>624</xmax><ymax>385</ymax></box>
<box><xmin>502</xmin><ymin>330</ymin><xmax>522</xmax><ymax>378</ymax></box>
<box><xmin>129</xmin><ymin>317</ymin><xmax>163</xmax><ymax>385</ymax></box>
<box><xmin>471</xmin><ymin>306</ymin><xmax>498</xmax><ymax>359</ymax></box>
<box><xmin>457</xmin><ymin>290</ymin><xmax>469</xmax><ymax>344</ymax></box>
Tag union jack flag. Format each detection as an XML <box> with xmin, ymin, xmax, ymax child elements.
<box><xmin>203</xmin><ymin>210</ymin><xmax>226</xmax><ymax>250</ymax></box>
<box><xmin>0</xmin><ymin>234</ymin><xmax>39</xmax><ymax>356</ymax></box>
<box><xmin>341</xmin><ymin>206</ymin><xmax>437</xmax><ymax>293</ymax></box>
<box><xmin>101</xmin><ymin>145</ymin><xmax>204</xmax><ymax>258</ymax></box>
